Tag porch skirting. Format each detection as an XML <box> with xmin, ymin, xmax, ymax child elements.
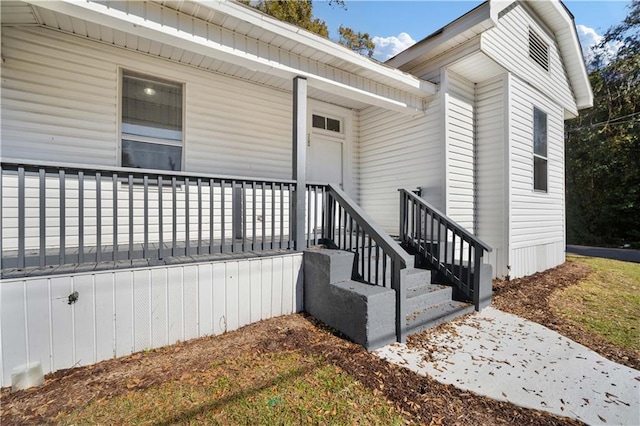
<box><xmin>0</xmin><ymin>252</ymin><xmax>303</xmax><ymax>387</ymax></box>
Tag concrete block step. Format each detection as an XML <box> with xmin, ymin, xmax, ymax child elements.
<box><xmin>405</xmin><ymin>300</ymin><xmax>474</xmax><ymax>336</ymax></box>
<box><xmin>403</xmin><ymin>268</ymin><xmax>432</xmax><ymax>289</ymax></box>
<box><xmin>405</xmin><ymin>284</ymin><xmax>452</xmax><ymax>313</ymax></box>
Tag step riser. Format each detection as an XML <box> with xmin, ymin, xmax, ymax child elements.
<box><xmin>405</xmin><ymin>302</ymin><xmax>474</xmax><ymax>336</ymax></box>
<box><xmin>355</xmin><ymin>266</ymin><xmax>431</xmax><ymax>288</ymax></box>
<box><xmin>403</xmin><ymin>269</ymin><xmax>432</xmax><ymax>289</ymax></box>
<box><xmin>406</xmin><ymin>287</ymin><xmax>452</xmax><ymax>313</ymax></box>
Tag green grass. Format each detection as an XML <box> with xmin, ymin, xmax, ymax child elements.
<box><xmin>57</xmin><ymin>351</ymin><xmax>405</xmax><ymax>425</ymax></box>
<box><xmin>551</xmin><ymin>255</ymin><xmax>640</xmax><ymax>351</ymax></box>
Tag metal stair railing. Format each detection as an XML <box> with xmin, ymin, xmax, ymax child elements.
<box><xmin>322</xmin><ymin>183</ymin><xmax>413</xmax><ymax>342</ymax></box>
<box><xmin>399</xmin><ymin>188</ymin><xmax>492</xmax><ymax>310</ymax></box>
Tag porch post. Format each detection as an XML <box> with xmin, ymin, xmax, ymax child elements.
<box><xmin>292</xmin><ymin>76</ymin><xmax>307</xmax><ymax>251</ymax></box>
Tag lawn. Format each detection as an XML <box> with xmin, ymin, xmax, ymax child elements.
<box><xmin>550</xmin><ymin>255</ymin><xmax>640</xmax><ymax>352</ymax></box>
<box><xmin>58</xmin><ymin>351</ymin><xmax>404</xmax><ymax>425</ymax></box>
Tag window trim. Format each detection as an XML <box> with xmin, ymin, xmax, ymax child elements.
<box><xmin>119</xmin><ymin>68</ymin><xmax>186</xmax><ymax>171</ymax></box>
<box><xmin>533</xmin><ymin>106</ymin><xmax>548</xmax><ymax>193</ymax></box>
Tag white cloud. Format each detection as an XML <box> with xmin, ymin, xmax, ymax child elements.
<box><xmin>576</xmin><ymin>24</ymin><xmax>622</xmax><ymax>66</ymax></box>
<box><xmin>372</xmin><ymin>32</ymin><xmax>416</xmax><ymax>61</ymax></box>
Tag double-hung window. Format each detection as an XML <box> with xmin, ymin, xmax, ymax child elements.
<box><xmin>121</xmin><ymin>71</ymin><xmax>183</xmax><ymax>171</ymax></box>
<box><xmin>533</xmin><ymin>107</ymin><xmax>548</xmax><ymax>192</ymax></box>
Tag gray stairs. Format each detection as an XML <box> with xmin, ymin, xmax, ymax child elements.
<box><xmin>401</xmin><ymin>266</ymin><xmax>473</xmax><ymax>338</ymax></box>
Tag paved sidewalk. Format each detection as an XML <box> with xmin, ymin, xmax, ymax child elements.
<box><xmin>375</xmin><ymin>308</ymin><xmax>640</xmax><ymax>425</ymax></box>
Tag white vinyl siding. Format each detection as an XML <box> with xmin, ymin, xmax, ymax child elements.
<box><xmin>0</xmin><ymin>254</ymin><xmax>303</xmax><ymax>387</ymax></box>
<box><xmin>508</xmin><ymin>75</ymin><xmax>565</xmax><ymax>277</ymax></box>
<box><xmin>476</xmin><ymin>76</ymin><xmax>508</xmax><ymax>278</ymax></box>
<box><xmin>1</xmin><ymin>26</ymin><xmax>292</xmax><ymax>180</ymax></box>
<box><xmin>1</xmin><ymin>28</ymin><xmax>118</xmax><ymax>166</ymax></box>
<box><xmin>358</xmin><ymin>97</ymin><xmax>442</xmax><ymax>233</ymax></box>
<box><xmin>444</xmin><ymin>71</ymin><xmax>475</xmax><ymax>233</ymax></box>
<box><xmin>481</xmin><ymin>3</ymin><xmax>578</xmax><ymax>117</ymax></box>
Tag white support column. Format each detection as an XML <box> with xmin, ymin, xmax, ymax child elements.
<box><xmin>292</xmin><ymin>77</ymin><xmax>307</xmax><ymax>250</ymax></box>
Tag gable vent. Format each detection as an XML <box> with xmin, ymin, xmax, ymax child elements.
<box><xmin>529</xmin><ymin>29</ymin><xmax>549</xmax><ymax>71</ymax></box>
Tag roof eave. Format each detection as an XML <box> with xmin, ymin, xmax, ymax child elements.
<box><xmin>193</xmin><ymin>0</ymin><xmax>437</xmax><ymax>96</ymax></box>
<box><xmin>386</xmin><ymin>1</ymin><xmax>493</xmax><ymax>69</ymax></box>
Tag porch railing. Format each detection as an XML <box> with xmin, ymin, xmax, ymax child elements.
<box><xmin>323</xmin><ymin>183</ymin><xmax>413</xmax><ymax>341</ymax></box>
<box><xmin>399</xmin><ymin>188</ymin><xmax>491</xmax><ymax>306</ymax></box>
<box><xmin>1</xmin><ymin>160</ymin><xmax>304</xmax><ymax>271</ymax></box>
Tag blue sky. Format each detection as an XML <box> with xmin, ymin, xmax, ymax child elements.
<box><xmin>312</xmin><ymin>1</ymin><xmax>631</xmax><ymax>62</ymax></box>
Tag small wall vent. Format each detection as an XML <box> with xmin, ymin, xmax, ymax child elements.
<box><xmin>529</xmin><ymin>29</ymin><xmax>549</xmax><ymax>71</ymax></box>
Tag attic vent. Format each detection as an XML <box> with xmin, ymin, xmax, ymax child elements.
<box><xmin>529</xmin><ymin>29</ymin><xmax>549</xmax><ymax>71</ymax></box>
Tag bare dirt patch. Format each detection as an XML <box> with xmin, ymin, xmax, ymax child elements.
<box><xmin>492</xmin><ymin>258</ymin><xmax>640</xmax><ymax>370</ymax></box>
<box><xmin>1</xmin><ymin>314</ymin><xmax>578</xmax><ymax>425</ymax></box>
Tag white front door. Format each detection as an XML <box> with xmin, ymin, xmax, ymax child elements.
<box><xmin>306</xmin><ymin>134</ymin><xmax>343</xmax><ymax>187</ymax></box>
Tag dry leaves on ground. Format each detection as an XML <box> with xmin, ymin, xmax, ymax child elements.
<box><xmin>1</xmin><ymin>314</ymin><xmax>579</xmax><ymax>425</ymax></box>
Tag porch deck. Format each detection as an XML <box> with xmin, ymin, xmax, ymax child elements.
<box><xmin>1</xmin><ymin>245</ymin><xmax>295</xmax><ymax>279</ymax></box>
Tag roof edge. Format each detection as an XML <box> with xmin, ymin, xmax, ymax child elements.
<box><xmin>386</xmin><ymin>1</ymin><xmax>493</xmax><ymax>68</ymax></box>
<box><xmin>519</xmin><ymin>0</ymin><xmax>593</xmax><ymax>110</ymax></box>
<box><xmin>194</xmin><ymin>0</ymin><xmax>437</xmax><ymax>95</ymax></box>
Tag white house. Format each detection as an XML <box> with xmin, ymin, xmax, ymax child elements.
<box><xmin>0</xmin><ymin>0</ymin><xmax>592</xmax><ymax>386</ymax></box>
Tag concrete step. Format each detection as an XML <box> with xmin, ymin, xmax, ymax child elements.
<box><xmin>403</xmin><ymin>268</ymin><xmax>432</xmax><ymax>289</ymax></box>
<box><xmin>405</xmin><ymin>300</ymin><xmax>474</xmax><ymax>336</ymax></box>
<box><xmin>405</xmin><ymin>284</ymin><xmax>452</xmax><ymax>313</ymax></box>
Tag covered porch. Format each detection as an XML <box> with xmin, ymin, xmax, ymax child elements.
<box><xmin>1</xmin><ymin>0</ymin><xmax>492</xmax><ymax>387</ymax></box>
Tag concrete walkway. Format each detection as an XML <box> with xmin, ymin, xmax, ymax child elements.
<box><xmin>375</xmin><ymin>308</ymin><xmax>640</xmax><ymax>425</ymax></box>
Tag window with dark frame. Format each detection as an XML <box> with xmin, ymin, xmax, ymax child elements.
<box><xmin>533</xmin><ymin>107</ymin><xmax>548</xmax><ymax>192</ymax></box>
<box><xmin>312</xmin><ymin>114</ymin><xmax>341</xmax><ymax>133</ymax></box>
<box><xmin>121</xmin><ymin>71</ymin><xmax>183</xmax><ymax>171</ymax></box>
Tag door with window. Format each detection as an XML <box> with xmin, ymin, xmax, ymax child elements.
<box><xmin>306</xmin><ymin>113</ymin><xmax>344</xmax><ymax>188</ymax></box>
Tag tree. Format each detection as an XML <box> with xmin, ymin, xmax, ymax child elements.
<box><xmin>246</xmin><ymin>0</ymin><xmax>376</xmax><ymax>57</ymax></box>
<box><xmin>250</xmin><ymin>0</ymin><xmax>329</xmax><ymax>37</ymax></box>
<box><xmin>565</xmin><ymin>1</ymin><xmax>640</xmax><ymax>246</ymax></box>
<box><xmin>338</xmin><ymin>25</ymin><xmax>375</xmax><ymax>58</ymax></box>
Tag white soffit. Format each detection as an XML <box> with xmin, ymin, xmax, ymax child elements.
<box><xmin>448</xmin><ymin>52</ymin><xmax>506</xmax><ymax>83</ymax></box>
<box><xmin>0</xmin><ymin>1</ymin><xmax>39</xmax><ymax>25</ymax></box>
<box><xmin>190</xmin><ymin>0</ymin><xmax>437</xmax><ymax>96</ymax></box>
<box><xmin>19</xmin><ymin>0</ymin><xmax>435</xmax><ymax>114</ymax></box>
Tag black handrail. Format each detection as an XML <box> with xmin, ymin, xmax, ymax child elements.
<box><xmin>399</xmin><ymin>188</ymin><xmax>492</xmax><ymax>308</ymax></box>
<box><xmin>324</xmin><ymin>183</ymin><xmax>412</xmax><ymax>342</ymax></box>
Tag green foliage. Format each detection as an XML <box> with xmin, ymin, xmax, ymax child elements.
<box><xmin>244</xmin><ymin>0</ymin><xmax>376</xmax><ymax>57</ymax></box>
<box><xmin>338</xmin><ymin>25</ymin><xmax>375</xmax><ymax>58</ymax></box>
<box><xmin>565</xmin><ymin>1</ymin><xmax>640</xmax><ymax>246</ymax></box>
<box><xmin>250</xmin><ymin>0</ymin><xmax>329</xmax><ymax>37</ymax></box>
